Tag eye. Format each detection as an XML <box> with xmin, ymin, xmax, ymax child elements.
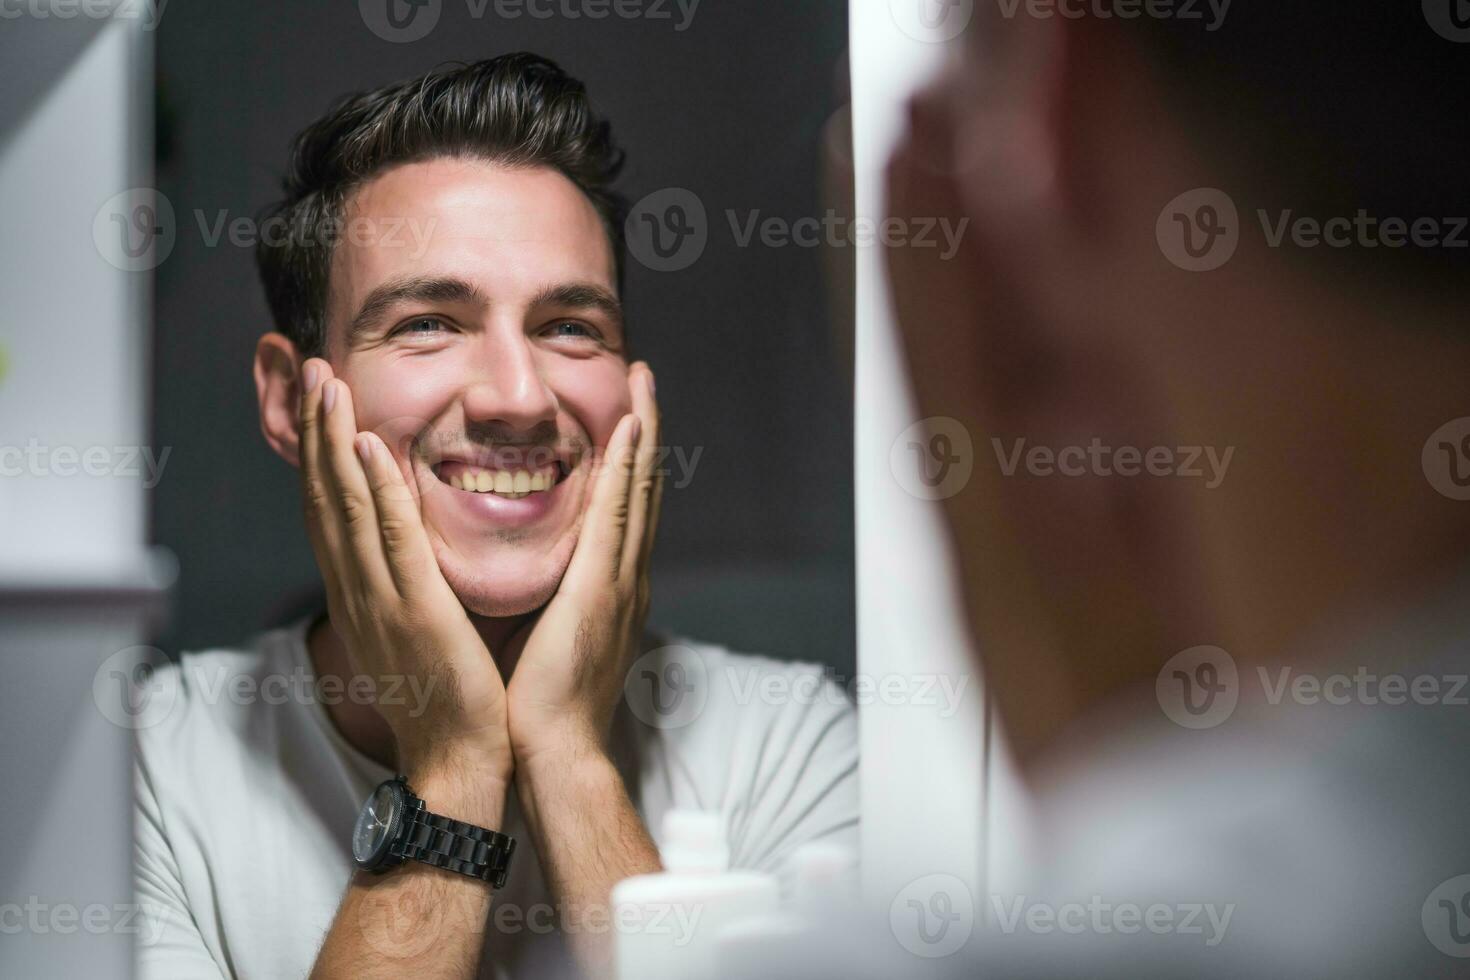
<box><xmin>391</xmin><ymin>316</ymin><xmax>449</xmax><ymax>338</ymax></box>
<box><xmin>544</xmin><ymin>320</ymin><xmax>596</xmax><ymax>340</ymax></box>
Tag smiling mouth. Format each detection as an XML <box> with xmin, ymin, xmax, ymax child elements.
<box><xmin>432</xmin><ymin>460</ymin><xmax>569</xmax><ymax>500</ymax></box>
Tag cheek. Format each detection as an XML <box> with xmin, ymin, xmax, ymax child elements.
<box><xmin>339</xmin><ymin>359</ymin><xmax>453</xmax><ymax>467</ymax></box>
<box><xmin>548</xmin><ymin>359</ymin><xmax>631</xmax><ymax>448</ymax></box>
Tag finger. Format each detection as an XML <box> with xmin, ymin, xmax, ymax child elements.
<box><xmin>319</xmin><ymin>377</ymin><xmax>395</xmax><ymax>599</ymax></box>
<box><xmin>562</xmin><ymin>411</ymin><xmax>641</xmax><ymax>596</ymax></box>
<box><xmin>299</xmin><ymin>357</ymin><xmax>355</xmax><ymax>601</ymax></box>
<box><xmin>640</xmin><ymin>444</ymin><xmax>665</xmax><ymax>584</ymax></box>
<box><xmin>622</xmin><ymin>363</ymin><xmax>662</xmax><ymax>581</ymax></box>
<box><xmin>354</xmin><ymin>430</ymin><xmax>440</xmax><ymax>603</ymax></box>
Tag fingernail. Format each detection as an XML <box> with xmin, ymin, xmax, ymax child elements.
<box><xmin>323</xmin><ymin>381</ymin><xmax>337</xmax><ymax>414</ymax></box>
<box><xmin>355</xmin><ymin>434</ymin><xmax>373</xmax><ymax>464</ymax></box>
<box><xmin>303</xmin><ymin>362</ymin><xmax>318</xmax><ymax>393</ymax></box>
<box><xmin>645</xmin><ymin>370</ymin><xmax>656</xmax><ymax>396</ymax></box>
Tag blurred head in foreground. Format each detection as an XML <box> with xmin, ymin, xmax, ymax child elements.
<box><xmin>887</xmin><ymin>3</ymin><xmax>1470</xmax><ymax>768</ymax></box>
<box><xmin>878</xmin><ymin>5</ymin><xmax>1470</xmax><ymax>976</ymax></box>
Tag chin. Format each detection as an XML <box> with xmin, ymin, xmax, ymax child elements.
<box><xmin>433</xmin><ymin>537</ymin><xmax>573</xmax><ymax>618</ymax></box>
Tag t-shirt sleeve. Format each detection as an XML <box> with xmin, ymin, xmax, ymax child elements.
<box><xmin>134</xmin><ymin>751</ymin><xmax>228</xmax><ymax>980</ymax></box>
<box><xmin>724</xmin><ymin>669</ymin><xmax>860</xmax><ymax>876</ymax></box>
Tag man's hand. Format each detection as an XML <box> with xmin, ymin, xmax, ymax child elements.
<box><xmin>298</xmin><ymin>358</ymin><xmax>513</xmax><ymax>789</ymax></box>
<box><xmin>299</xmin><ymin>357</ymin><xmax>663</xmax><ymax>979</ymax></box>
<box><xmin>498</xmin><ymin>362</ymin><xmax>665</xmax><ymax>977</ymax></box>
<box><xmin>503</xmin><ymin>362</ymin><xmax>663</xmax><ymax>769</ymax></box>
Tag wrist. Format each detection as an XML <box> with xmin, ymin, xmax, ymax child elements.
<box><xmin>514</xmin><ymin>737</ymin><xmax>617</xmax><ymax>798</ymax></box>
<box><xmin>510</xmin><ymin>709</ymin><xmax>611</xmax><ymax>764</ymax></box>
<box><xmin>401</xmin><ymin>750</ymin><xmax>512</xmax><ymax>830</ymax></box>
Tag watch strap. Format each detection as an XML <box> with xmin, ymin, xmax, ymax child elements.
<box><xmin>393</xmin><ymin>792</ymin><xmax>517</xmax><ymax>889</ymax></box>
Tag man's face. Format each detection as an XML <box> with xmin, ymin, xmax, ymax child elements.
<box><xmin>321</xmin><ymin>157</ymin><xmax>630</xmax><ymax>617</ymax></box>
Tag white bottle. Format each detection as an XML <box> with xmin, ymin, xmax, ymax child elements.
<box><xmin>613</xmin><ymin>810</ymin><xmax>779</xmax><ymax>980</ymax></box>
<box><xmin>715</xmin><ymin>840</ymin><xmax>859</xmax><ymax>980</ymax></box>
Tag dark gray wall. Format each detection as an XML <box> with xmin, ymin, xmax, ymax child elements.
<box><xmin>150</xmin><ymin>1</ymin><xmax>855</xmax><ymax>675</ymax></box>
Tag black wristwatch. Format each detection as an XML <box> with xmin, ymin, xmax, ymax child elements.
<box><xmin>352</xmin><ymin>776</ymin><xmax>516</xmax><ymax>888</ymax></box>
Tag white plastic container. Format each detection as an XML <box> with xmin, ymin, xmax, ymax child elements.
<box><xmin>715</xmin><ymin>840</ymin><xmax>859</xmax><ymax>980</ymax></box>
<box><xmin>613</xmin><ymin>811</ymin><xmax>780</xmax><ymax>980</ymax></box>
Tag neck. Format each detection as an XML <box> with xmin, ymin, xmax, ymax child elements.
<box><xmin>306</xmin><ymin>607</ymin><xmax>527</xmax><ymax>771</ymax></box>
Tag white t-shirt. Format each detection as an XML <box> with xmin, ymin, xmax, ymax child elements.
<box><xmin>133</xmin><ymin>615</ymin><xmax>859</xmax><ymax>979</ymax></box>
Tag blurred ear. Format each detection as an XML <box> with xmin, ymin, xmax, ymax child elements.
<box><xmin>254</xmin><ymin>332</ymin><xmax>303</xmax><ymax>467</ymax></box>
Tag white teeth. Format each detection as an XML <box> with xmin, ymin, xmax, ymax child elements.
<box><xmin>444</xmin><ymin>466</ymin><xmax>557</xmax><ymax>497</ymax></box>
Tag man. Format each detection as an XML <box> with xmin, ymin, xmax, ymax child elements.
<box><xmin>881</xmin><ymin>3</ymin><xmax>1470</xmax><ymax>977</ymax></box>
<box><xmin>134</xmin><ymin>53</ymin><xmax>857</xmax><ymax>979</ymax></box>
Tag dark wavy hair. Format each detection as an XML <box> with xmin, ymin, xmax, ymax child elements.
<box><xmin>255</xmin><ymin>53</ymin><xmax>627</xmax><ymax>357</ymax></box>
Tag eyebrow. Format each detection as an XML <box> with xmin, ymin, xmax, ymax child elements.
<box><xmin>527</xmin><ymin>282</ymin><xmax>625</xmax><ymax>335</ymax></box>
<box><xmin>345</xmin><ymin>275</ymin><xmax>487</xmax><ymax>346</ymax></box>
<box><xmin>343</xmin><ymin>276</ymin><xmax>624</xmax><ymax>347</ymax></box>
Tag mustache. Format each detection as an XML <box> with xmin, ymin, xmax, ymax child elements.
<box><xmin>407</xmin><ymin>424</ymin><xmax>588</xmax><ymax>468</ymax></box>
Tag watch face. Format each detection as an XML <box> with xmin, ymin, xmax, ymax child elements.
<box><xmin>352</xmin><ymin>780</ymin><xmax>402</xmax><ymax>867</ymax></box>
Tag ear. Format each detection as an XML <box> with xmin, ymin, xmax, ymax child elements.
<box><xmin>254</xmin><ymin>332</ymin><xmax>303</xmax><ymax>467</ymax></box>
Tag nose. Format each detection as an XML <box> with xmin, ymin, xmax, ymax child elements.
<box><xmin>459</xmin><ymin>326</ymin><xmax>558</xmax><ymax>431</ymax></box>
